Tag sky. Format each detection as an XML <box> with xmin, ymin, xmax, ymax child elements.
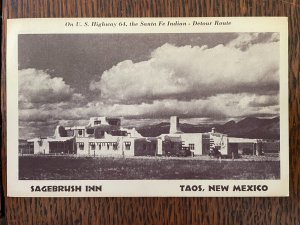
<box><xmin>18</xmin><ymin>32</ymin><xmax>280</xmax><ymax>139</ymax></box>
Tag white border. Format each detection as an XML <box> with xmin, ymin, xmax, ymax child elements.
<box><xmin>6</xmin><ymin>17</ymin><xmax>289</xmax><ymax>197</ymax></box>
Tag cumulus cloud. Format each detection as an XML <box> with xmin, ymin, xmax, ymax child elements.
<box><xmin>91</xmin><ymin>33</ymin><xmax>279</xmax><ymax>104</ymax></box>
<box><xmin>19</xmin><ymin>92</ymin><xmax>278</xmax><ymax>139</ymax></box>
<box><xmin>20</xmin><ymin>93</ymin><xmax>278</xmax><ymax>124</ymax></box>
<box><xmin>227</xmin><ymin>33</ymin><xmax>279</xmax><ymax>50</ymax></box>
<box><xmin>18</xmin><ymin>69</ymin><xmax>89</xmax><ymax>138</ymax></box>
<box><xmin>19</xmin><ymin>68</ymin><xmax>85</xmax><ymax>106</ymax></box>
<box><xmin>19</xmin><ymin>33</ymin><xmax>280</xmax><ymax>139</ymax></box>
<box><xmin>247</xmin><ymin>94</ymin><xmax>278</xmax><ymax>107</ymax></box>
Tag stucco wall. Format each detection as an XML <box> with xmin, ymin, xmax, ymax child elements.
<box><xmin>33</xmin><ymin>139</ymin><xmax>49</xmax><ymax>154</ymax></box>
<box><xmin>180</xmin><ymin>133</ymin><xmax>203</xmax><ymax>155</ymax></box>
<box><xmin>76</xmin><ymin>137</ymin><xmax>135</xmax><ymax>156</ymax></box>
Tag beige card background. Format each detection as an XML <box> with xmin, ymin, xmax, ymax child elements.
<box><xmin>7</xmin><ymin>17</ymin><xmax>288</xmax><ymax>197</ymax></box>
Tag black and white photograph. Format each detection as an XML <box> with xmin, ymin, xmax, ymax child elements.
<box><xmin>7</xmin><ymin>18</ymin><xmax>289</xmax><ymax>196</ymax></box>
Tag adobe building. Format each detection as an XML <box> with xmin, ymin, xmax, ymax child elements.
<box><xmin>27</xmin><ymin>117</ymin><xmax>158</xmax><ymax>157</ymax></box>
<box><xmin>25</xmin><ymin>116</ymin><xmax>276</xmax><ymax>157</ymax></box>
<box><xmin>159</xmin><ymin>116</ymin><xmax>229</xmax><ymax>156</ymax></box>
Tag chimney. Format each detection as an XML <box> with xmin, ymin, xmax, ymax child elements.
<box><xmin>170</xmin><ymin>116</ymin><xmax>180</xmax><ymax>134</ymax></box>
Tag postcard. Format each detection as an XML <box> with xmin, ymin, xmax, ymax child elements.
<box><xmin>6</xmin><ymin>17</ymin><xmax>288</xmax><ymax>197</ymax></box>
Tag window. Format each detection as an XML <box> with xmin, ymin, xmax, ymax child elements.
<box><xmin>78</xmin><ymin>142</ymin><xmax>84</xmax><ymax>150</ymax></box>
<box><xmin>111</xmin><ymin>130</ymin><xmax>127</xmax><ymax>136</ymax></box>
<box><xmin>97</xmin><ymin>143</ymin><xmax>101</xmax><ymax>150</ymax></box>
<box><xmin>108</xmin><ymin>119</ymin><xmax>119</xmax><ymax>126</ymax></box>
<box><xmin>89</xmin><ymin>142</ymin><xmax>95</xmax><ymax>150</ymax></box>
<box><xmin>113</xmin><ymin>143</ymin><xmax>118</xmax><ymax>150</ymax></box>
<box><xmin>107</xmin><ymin>143</ymin><xmax>110</xmax><ymax>150</ymax></box>
<box><xmin>94</xmin><ymin>120</ymin><xmax>101</xmax><ymax>125</ymax></box>
<box><xmin>86</xmin><ymin>128</ymin><xmax>94</xmax><ymax>135</ymax></box>
<box><xmin>78</xmin><ymin>130</ymin><xmax>83</xmax><ymax>136</ymax></box>
<box><xmin>189</xmin><ymin>144</ymin><xmax>195</xmax><ymax>150</ymax></box>
<box><xmin>125</xmin><ymin>142</ymin><xmax>131</xmax><ymax>150</ymax></box>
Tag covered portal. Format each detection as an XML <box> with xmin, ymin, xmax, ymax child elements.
<box><xmin>228</xmin><ymin>137</ymin><xmax>262</xmax><ymax>157</ymax></box>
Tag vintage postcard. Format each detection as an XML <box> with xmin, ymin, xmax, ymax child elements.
<box><xmin>6</xmin><ymin>17</ymin><xmax>288</xmax><ymax>197</ymax></box>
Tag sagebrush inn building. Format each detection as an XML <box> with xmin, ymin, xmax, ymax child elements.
<box><xmin>23</xmin><ymin>116</ymin><xmax>278</xmax><ymax>157</ymax></box>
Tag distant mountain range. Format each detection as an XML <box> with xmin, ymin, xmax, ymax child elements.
<box><xmin>136</xmin><ymin>117</ymin><xmax>279</xmax><ymax>140</ymax></box>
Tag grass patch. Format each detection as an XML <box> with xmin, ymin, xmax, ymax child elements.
<box><xmin>19</xmin><ymin>155</ymin><xmax>280</xmax><ymax>180</ymax></box>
